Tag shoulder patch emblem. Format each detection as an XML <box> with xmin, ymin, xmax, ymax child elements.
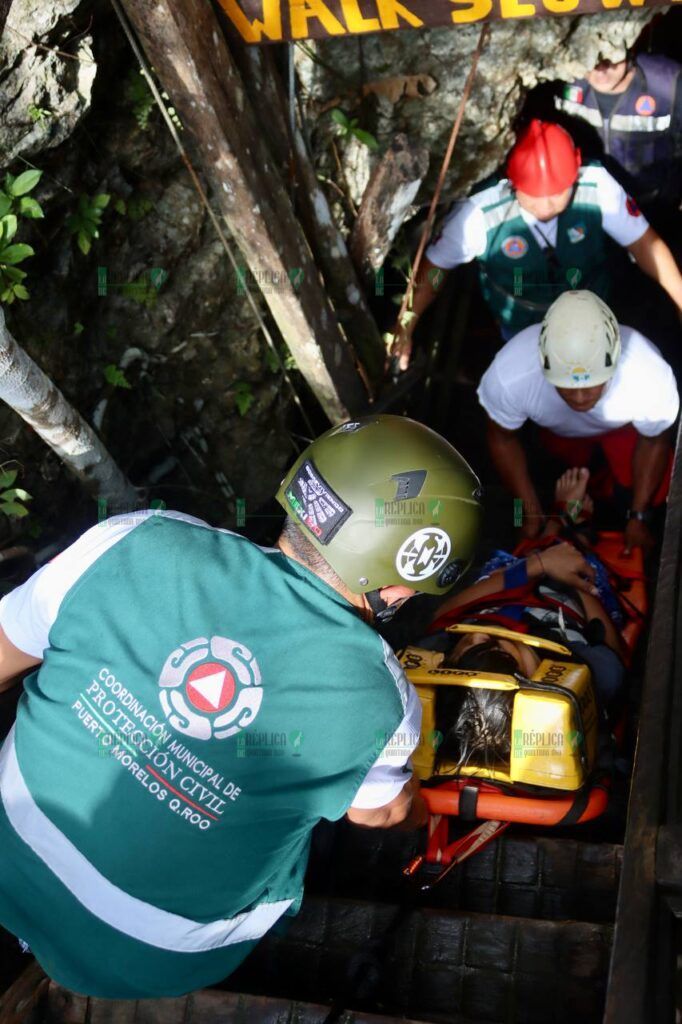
<box><xmin>502</xmin><ymin>235</ymin><xmax>528</xmax><ymax>260</ymax></box>
<box><xmin>635</xmin><ymin>94</ymin><xmax>656</xmax><ymax>116</ymax></box>
<box><xmin>626</xmin><ymin>195</ymin><xmax>642</xmax><ymax>218</ymax></box>
<box><xmin>564</xmin><ymin>85</ymin><xmax>584</xmax><ymax>104</ymax></box>
<box><xmin>567</xmin><ymin>224</ymin><xmax>586</xmax><ymax>244</ymax></box>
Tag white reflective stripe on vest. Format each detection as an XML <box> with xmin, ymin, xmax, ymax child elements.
<box><xmin>0</xmin><ymin>728</ymin><xmax>292</xmax><ymax>953</ymax></box>
<box><xmin>609</xmin><ymin>113</ymin><xmax>671</xmax><ymax>133</ymax></box>
<box><xmin>556</xmin><ymin>98</ymin><xmax>603</xmax><ymax>128</ymax></box>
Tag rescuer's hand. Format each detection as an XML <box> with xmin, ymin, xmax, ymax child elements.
<box><xmin>623</xmin><ymin>517</ymin><xmax>655</xmax><ymax>556</ymax></box>
<box><xmin>387</xmin><ymin>315</ymin><xmax>417</xmax><ymax>374</ymax></box>
<box><xmin>394</xmin><ymin>775</ymin><xmax>429</xmax><ymax>831</ymax></box>
<box><xmin>532</xmin><ymin>542</ymin><xmax>598</xmax><ymax>596</ymax></box>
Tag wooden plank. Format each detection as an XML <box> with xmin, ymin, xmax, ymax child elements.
<box><xmin>44</xmin><ymin>986</ymin><xmax>434</xmax><ymax>1024</ymax></box>
<box><xmin>0</xmin><ymin>963</ymin><xmax>47</xmax><ymax>1024</ymax></box>
<box><xmin>218</xmin><ymin>0</ymin><xmax>675</xmax><ymax>45</ymax></box>
<box><xmin>120</xmin><ymin>0</ymin><xmax>369</xmax><ymax>422</ymax></box>
<box><xmin>237</xmin><ymin>46</ymin><xmax>386</xmax><ymax>388</ymax></box>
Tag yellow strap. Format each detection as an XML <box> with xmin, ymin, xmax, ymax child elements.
<box><xmin>445</xmin><ymin>623</ymin><xmax>572</xmax><ymax>656</ymax></box>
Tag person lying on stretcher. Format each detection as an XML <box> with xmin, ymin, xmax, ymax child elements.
<box><xmin>421</xmin><ymin>467</ymin><xmax>628</xmax><ymax>770</ymax></box>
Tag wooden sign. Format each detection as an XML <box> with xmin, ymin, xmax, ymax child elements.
<box><xmin>219</xmin><ymin>0</ymin><xmax>679</xmax><ymax>44</ymax></box>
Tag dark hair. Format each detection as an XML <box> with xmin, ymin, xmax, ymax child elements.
<box><xmin>435</xmin><ymin>641</ymin><xmax>516</xmax><ymax>772</ymax></box>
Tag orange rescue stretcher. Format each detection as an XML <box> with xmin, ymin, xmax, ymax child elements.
<box><xmin>400</xmin><ymin>532</ymin><xmax>648</xmax><ymax>878</ymax></box>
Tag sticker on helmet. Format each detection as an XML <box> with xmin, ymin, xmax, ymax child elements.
<box><xmin>571</xmin><ymin>366</ymin><xmax>591</xmax><ymax>382</ymax></box>
<box><xmin>567</xmin><ymin>224</ymin><xmax>586</xmax><ymax>244</ymax></box>
<box><xmin>635</xmin><ymin>94</ymin><xmax>656</xmax><ymax>116</ymax></box>
<box><xmin>286</xmin><ymin>459</ymin><xmax>352</xmax><ymax>545</ymax></box>
<box><xmin>395</xmin><ymin>527</ymin><xmax>452</xmax><ymax>583</ymax></box>
<box><xmin>502</xmin><ymin>236</ymin><xmax>528</xmax><ymax>260</ymax></box>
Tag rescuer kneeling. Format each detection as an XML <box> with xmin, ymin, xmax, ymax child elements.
<box><xmin>0</xmin><ymin>416</ymin><xmax>481</xmax><ymax>999</ymax></box>
<box><xmin>477</xmin><ymin>290</ymin><xmax>679</xmax><ymax>551</ymax></box>
<box><xmin>390</xmin><ymin>119</ymin><xmax>682</xmax><ymax>370</ymax></box>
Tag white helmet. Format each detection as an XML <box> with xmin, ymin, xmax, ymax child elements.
<box><xmin>539</xmin><ymin>291</ymin><xmax>621</xmax><ymax>388</ymax></box>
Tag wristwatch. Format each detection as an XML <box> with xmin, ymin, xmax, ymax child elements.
<box><xmin>626</xmin><ymin>508</ymin><xmax>654</xmax><ymax>524</ymax></box>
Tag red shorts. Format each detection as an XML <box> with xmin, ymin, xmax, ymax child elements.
<box><xmin>539</xmin><ymin>424</ymin><xmax>672</xmax><ymax>506</ymax></box>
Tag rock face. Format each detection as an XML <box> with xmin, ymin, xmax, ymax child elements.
<box><xmin>0</xmin><ymin>0</ymin><xmax>96</xmax><ymax>166</ymax></box>
<box><xmin>0</xmin><ymin>3</ymin><xmax>294</xmax><ymax>546</ymax></box>
<box><xmin>297</xmin><ymin>10</ymin><xmax>654</xmax><ymax>213</ymax></box>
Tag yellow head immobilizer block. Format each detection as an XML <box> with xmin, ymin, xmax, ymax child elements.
<box><xmin>400</xmin><ymin>626</ymin><xmax>598</xmax><ymax>792</ymax></box>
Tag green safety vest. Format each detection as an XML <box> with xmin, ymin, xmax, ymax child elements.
<box><xmin>477</xmin><ymin>172</ymin><xmax>611</xmax><ymax>334</ymax></box>
<box><xmin>0</xmin><ymin>516</ymin><xmax>406</xmax><ymax>997</ymax></box>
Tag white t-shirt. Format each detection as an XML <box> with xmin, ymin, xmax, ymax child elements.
<box><xmin>477</xmin><ymin>323</ymin><xmax>679</xmax><ymax>438</ymax></box>
<box><xmin>426</xmin><ymin>165</ymin><xmax>649</xmax><ymax>269</ymax></box>
<box><xmin>0</xmin><ymin>510</ymin><xmax>421</xmax><ymax>811</ymax></box>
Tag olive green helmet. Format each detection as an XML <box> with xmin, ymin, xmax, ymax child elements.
<box><xmin>276</xmin><ymin>415</ymin><xmax>482</xmax><ymax>597</ymax></box>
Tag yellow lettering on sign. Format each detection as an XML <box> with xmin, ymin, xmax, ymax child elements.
<box><xmin>500</xmin><ymin>0</ymin><xmax>535</xmax><ymax>15</ymax></box>
<box><xmin>217</xmin><ymin>0</ymin><xmax>283</xmax><ymax>41</ymax></box>
<box><xmin>376</xmin><ymin>0</ymin><xmax>424</xmax><ymax>29</ymax></box>
<box><xmin>340</xmin><ymin>0</ymin><xmax>382</xmax><ymax>31</ymax></box>
<box><xmin>600</xmin><ymin>0</ymin><xmax>644</xmax><ymax>8</ymax></box>
<box><xmin>542</xmin><ymin>0</ymin><xmax>578</xmax><ymax>10</ymax></box>
<box><xmin>290</xmin><ymin>0</ymin><xmax>346</xmax><ymax>37</ymax></box>
<box><xmin>449</xmin><ymin>0</ymin><xmax>493</xmax><ymax>24</ymax></box>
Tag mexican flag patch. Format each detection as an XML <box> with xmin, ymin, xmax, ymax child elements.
<box><xmin>563</xmin><ymin>85</ymin><xmax>584</xmax><ymax>104</ymax></box>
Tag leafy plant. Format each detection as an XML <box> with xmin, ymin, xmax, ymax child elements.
<box><xmin>124</xmin><ymin>70</ymin><xmax>156</xmax><ymax>132</ymax></box>
<box><xmin>104</xmin><ymin>364</ymin><xmax>132</xmax><ymax>389</ymax></box>
<box><xmin>0</xmin><ymin>469</ymin><xmax>32</xmax><ymax>518</ymax></box>
<box><xmin>27</xmin><ymin>104</ymin><xmax>51</xmax><ymax>123</ymax></box>
<box><xmin>124</xmin><ymin>69</ymin><xmax>182</xmax><ymax>133</ymax></box>
<box><xmin>67</xmin><ymin>193</ymin><xmax>110</xmax><ymax>255</ymax></box>
<box><xmin>113</xmin><ymin>194</ymin><xmax>154</xmax><ymax>221</ymax></box>
<box><xmin>330</xmin><ymin>109</ymin><xmax>379</xmax><ymax>152</ymax></box>
<box><xmin>232</xmin><ymin>381</ymin><xmax>254</xmax><ymax>417</ymax></box>
<box><xmin>0</xmin><ymin>169</ymin><xmax>43</xmax><ymax>303</ymax></box>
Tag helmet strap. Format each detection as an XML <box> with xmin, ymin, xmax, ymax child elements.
<box><xmin>365</xmin><ymin>588</ymin><xmax>398</xmax><ymax>624</ymax></box>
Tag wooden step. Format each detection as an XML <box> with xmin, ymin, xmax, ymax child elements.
<box><xmin>227</xmin><ymin>895</ymin><xmax>614</xmax><ymax>1024</ymax></box>
<box><xmin>307</xmin><ymin>820</ymin><xmax>623</xmax><ymax>923</ymax></box>
<box><xmin>33</xmin><ymin>978</ymin><xmax>438</xmax><ymax>1024</ymax></box>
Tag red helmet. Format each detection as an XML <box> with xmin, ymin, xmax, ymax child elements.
<box><xmin>507</xmin><ymin>120</ymin><xmax>581</xmax><ymax>197</ymax></box>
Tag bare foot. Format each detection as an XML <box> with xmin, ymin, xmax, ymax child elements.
<box><xmin>554</xmin><ymin>467</ymin><xmax>593</xmax><ymax>523</ymax></box>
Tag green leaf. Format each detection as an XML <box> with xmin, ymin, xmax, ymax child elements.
<box><xmin>233</xmin><ymin>382</ymin><xmax>254</xmax><ymax>417</ymax></box>
<box><xmin>330</xmin><ymin>108</ymin><xmax>350</xmax><ymax>128</ymax></box>
<box><xmin>0</xmin><ymin>194</ymin><xmax>12</xmax><ymax>218</ymax></box>
<box><xmin>113</xmin><ymin>197</ymin><xmax>127</xmax><ymax>215</ymax></box>
<box><xmin>104</xmin><ymin>364</ymin><xmax>132</xmax><ymax>389</ymax></box>
<box><xmin>0</xmin><ymin>501</ymin><xmax>29</xmax><ymax>518</ymax></box>
<box><xmin>1</xmin><ymin>488</ymin><xmax>31</xmax><ymax>502</ymax></box>
<box><xmin>18</xmin><ymin>196</ymin><xmax>43</xmax><ymax>219</ymax></box>
<box><xmin>351</xmin><ymin>128</ymin><xmax>379</xmax><ymax>151</ymax></box>
<box><xmin>73</xmin><ymin>321</ymin><xmax>84</xmax><ymax>335</ymax></box>
<box><xmin>77</xmin><ymin>232</ymin><xmax>91</xmax><ymax>255</ymax></box>
<box><xmin>0</xmin><ymin>470</ymin><xmax>18</xmax><ymax>490</ymax></box>
<box><xmin>1</xmin><ymin>215</ymin><xmax>17</xmax><ymax>243</ymax></box>
<box><xmin>92</xmin><ymin>193</ymin><xmax>110</xmax><ymax>210</ymax></box>
<box><xmin>0</xmin><ymin>243</ymin><xmax>34</xmax><ymax>265</ymax></box>
<box><xmin>12</xmin><ymin>284</ymin><xmax>29</xmax><ymax>300</ymax></box>
<box><xmin>9</xmin><ymin>169</ymin><xmax>42</xmax><ymax>197</ymax></box>
<box><xmin>1</xmin><ymin>266</ymin><xmax>26</xmax><ymax>282</ymax></box>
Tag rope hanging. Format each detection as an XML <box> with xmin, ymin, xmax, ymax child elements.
<box><xmin>391</xmin><ymin>23</ymin><xmax>490</xmax><ymax>361</ymax></box>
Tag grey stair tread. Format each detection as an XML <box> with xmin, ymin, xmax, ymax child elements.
<box><xmin>228</xmin><ymin>895</ymin><xmax>613</xmax><ymax>1024</ymax></box>
<box><xmin>308</xmin><ymin>822</ymin><xmax>623</xmax><ymax>923</ymax></box>
<box><xmin>42</xmin><ymin>982</ymin><xmax>438</xmax><ymax>1024</ymax></box>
